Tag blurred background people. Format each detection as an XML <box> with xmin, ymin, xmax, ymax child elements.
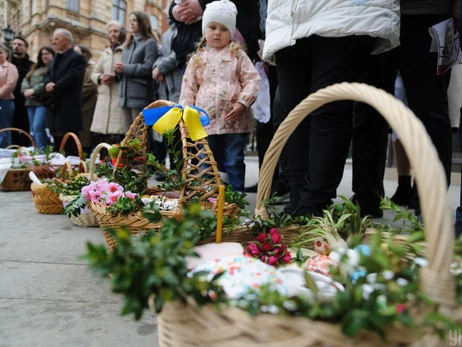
<box><xmin>90</xmin><ymin>21</ymin><xmax>127</xmax><ymax>147</ymax></box>
<box><xmin>21</xmin><ymin>45</ymin><xmax>56</xmax><ymax>150</ymax></box>
<box><xmin>0</xmin><ymin>43</ymin><xmax>19</xmax><ymax>148</ymax></box>
<box><xmin>74</xmin><ymin>44</ymin><xmax>97</xmax><ymax>154</ymax></box>
<box><xmin>44</xmin><ymin>28</ymin><xmax>86</xmax><ymax>155</ymax></box>
<box><xmin>116</xmin><ymin>11</ymin><xmax>159</xmax><ymax>153</ymax></box>
<box><xmin>11</xmin><ymin>36</ymin><xmax>34</xmax><ymax>146</ymax></box>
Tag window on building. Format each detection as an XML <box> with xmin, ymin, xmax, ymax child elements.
<box><xmin>112</xmin><ymin>0</ymin><xmax>126</xmax><ymax>25</ymax></box>
<box><xmin>66</xmin><ymin>0</ymin><xmax>79</xmax><ymax>12</ymax></box>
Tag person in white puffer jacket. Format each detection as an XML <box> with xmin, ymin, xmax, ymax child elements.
<box><xmin>262</xmin><ymin>0</ymin><xmax>400</xmax><ymax>217</ymax></box>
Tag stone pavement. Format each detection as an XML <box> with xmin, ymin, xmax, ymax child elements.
<box><xmin>0</xmin><ymin>156</ymin><xmax>460</xmax><ymax>347</ymax></box>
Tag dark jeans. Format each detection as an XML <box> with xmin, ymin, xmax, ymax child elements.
<box><xmin>275</xmin><ymin>35</ymin><xmax>374</xmax><ymax>212</ymax></box>
<box><xmin>27</xmin><ymin>106</ymin><xmax>49</xmax><ymax>150</ymax></box>
<box><xmin>0</xmin><ymin>100</ymin><xmax>15</xmax><ymax>148</ymax></box>
<box><xmin>207</xmin><ymin>133</ymin><xmax>247</xmax><ymax>192</ymax></box>
<box><xmin>352</xmin><ymin>14</ymin><xmax>452</xmax><ymax>214</ymax></box>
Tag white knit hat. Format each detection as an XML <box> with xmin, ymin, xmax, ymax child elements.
<box><xmin>202</xmin><ymin>0</ymin><xmax>237</xmax><ymax>37</ymax></box>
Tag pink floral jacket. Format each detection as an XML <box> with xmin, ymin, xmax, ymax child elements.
<box><xmin>179</xmin><ymin>45</ymin><xmax>260</xmax><ymax>135</ymax></box>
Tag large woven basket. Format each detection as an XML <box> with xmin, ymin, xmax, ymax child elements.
<box><xmin>32</xmin><ymin>132</ymin><xmax>84</xmax><ymax>180</ymax></box>
<box><xmin>0</xmin><ymin>128</ymin><xmax>35</xmax><ymax>191</ymax></box>
<box><xmin>31</xmin><ymin>162</ymin><xmax>74</xmax><ymax>215</ymax></box>
<box><xmin>91</xmin><ymin>100</ymin><xmax>240</xmax><ymax>252</ymax></box>
<box><xmin>157</xmin><ymin>83</ymin><xmax>460</xmax><ymax>346</ymax></box>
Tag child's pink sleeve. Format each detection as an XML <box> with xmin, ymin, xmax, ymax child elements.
<box><xmin>179</xmin><ymin>59</ymin><xmax>198</xmax><ymax>107</ymax></box>
<box><xmin>237</xmin><ymin>51</ymin><xmax>261</xmax><ymax>108</ymax></box>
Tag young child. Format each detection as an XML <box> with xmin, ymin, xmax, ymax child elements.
<box><xmin>179</xmin><ymin>0</ymin><xmax>260</xmax><ymax>192</ymax></box>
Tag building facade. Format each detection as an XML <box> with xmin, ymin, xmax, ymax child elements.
<box><xmin>1</xmin><ymin>0</ymin><xmax>169</xmax><ymax>61</ymax></box>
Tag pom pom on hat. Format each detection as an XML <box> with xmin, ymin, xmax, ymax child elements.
<box><xmin>202</xmin><ymin>0</ymin><xmax>237</xmax><ymax>36</ymax></box>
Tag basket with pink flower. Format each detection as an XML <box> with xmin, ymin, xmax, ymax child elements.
<box><xmin>87</xmin><ymin>100</ymin><xmax>242</xmax><ymax>251</ymax></box>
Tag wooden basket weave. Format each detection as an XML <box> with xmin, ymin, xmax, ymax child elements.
<box><xmin>91</xmin><ymin>100</ymin><xmax>240</xmax><ymax>252</ymax></box>
<box><xmin>0</xmin><ymin>128</ymin><xmax>35</xmax><ymax>191</ymax></box>
<box><xmin>157</xmin><ymin>83</ymin><xmax>459</xmax><ymax>346</ymax></box>
<box><xmin>31</xmin><ymin>162</ymin><xmax>74</xmax><ymax>215</ymax></box>
<box><xmin>32</xmin><ymin>132</ymin><xmax>84</xmax><ymax>180</ymax></box>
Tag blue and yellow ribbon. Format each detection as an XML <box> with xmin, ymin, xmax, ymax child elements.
<box><xmin>142</xmin><ymin>105</ymin><xmax>210</xmax><ymax>141</ymax></box>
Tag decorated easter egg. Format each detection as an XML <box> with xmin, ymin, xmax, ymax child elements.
<box><xmin>313</xmin><ymin>238</ymin><xmax>331</xmax><ymax>255</ymax></box>
<box><xmin>305</xmin><ymin>255</ymin><xmax>338</xmax><ymax>278</ymax></box>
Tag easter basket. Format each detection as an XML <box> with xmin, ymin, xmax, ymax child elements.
<box><xmin>59</xmin><ymin>157</ymin><xmax>101</xmax><ymax>227</ymax></box>
<box><xmin>157</xmin><ymin>83</ymin><xmax>460</xmax><ymax>347</ymax></box>
<box><xmin>90</xmin><ymin>100</ymin><xmax>240</xmax><ymax>252</ymax></box>
<box><xmin>32</xmin><ymin>132</ymin><xmax>84</xmax><ymax>180</ymax></box>
<box><xmin>31</xmin><ymin>162</ymin><xmax>75</xmax><ymax>215</ymax></box>
<box><xmin>0</xmin><ymin>128</ymin><xmax>35</xmax><ymax>191</ymax></box>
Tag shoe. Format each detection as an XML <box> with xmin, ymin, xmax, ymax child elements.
<box><xmin>244</xmin><ymin>183</ymin><xmax>258</xmax><ymax>193</ymax></box>
<box><xmin>154</xmin><ymin>172</ymin><xmax>167</xmax><ymax>182</ymax></box>
<box><xmin>270</xmin><ymin>181</ymin><xmax>290</xmax><ymax>204</ymax></box>
<box><xmin>390</xmin><ymin>185</ymin><xmax>412</xmax><ymax>206</ymax></box>
<box><xmin>390</xmin><ymin>176</ymin><xmax>412</xmax><ymax>206</ymax></box>
<box><xmin>351</xmin><ymin>194</ymin><xmax>383</xmax><ymax>219</ymax></box>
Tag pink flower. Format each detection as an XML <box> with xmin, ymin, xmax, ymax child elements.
<box><xmin>124</xmin><ymin>191</ymin><xmax>136</xmax><ymax>200</ymax></box>
<box><xmin>105</xmin><ymin>190</ymin><xmax>124</xmax><ymax>205</ymax></box>
<box><xmin>267</xmin><ymin>256</ymin><xmax>278</xmax><ymax>266</ymax></box>
<box><xmin>208</xmin><ymin>197</ymin><xmax>217</xmax><ymax>204</ymax></box>
<box><xmin>248</xmin><ymin>242</ymin><xmax>261</xmax><ymax>256</ymax></box>
<box><xmin>396</xmin><ymin>304</ymin><xmax>405</xmax><ymax>314</ymax></box>
<box><xmin>107</xmin><ymin>182</ymin><xmax>123</xmax><ymax>193</ymax></box>
<box><xmin>261</xmin><ymin>242</ymin><xmax>272</xmax><ymax>252</ymax></box>
<box><xmin>256</xmin><ymin>233</ymin><xmax>267</xmax><ymax>243</ymax></box>
<box><xmin>269</xmin><ymin>228</ymin><xmax>282</xmax><ymax>244</ymax></box>
<box><xmin>81</xmin><ymin>186</ymin><xmax>91</xmax><ymax>201</ymax></box>
<box><xmin>260</xmin><ymin>255</ymin><xmax>267</xmax><ymax>263</ymax></box>
<box><xmin>273</xmin><ymin>247</ymin><xmax>284</xmax><ymax>256</ymax></box>
<box><xmin>282</xmin><ymin>252</ymin><xmax>292</xmax><ymax>264</ymax></box>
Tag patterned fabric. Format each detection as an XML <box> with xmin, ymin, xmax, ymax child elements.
<box><xmin>189</xmin><ymin>255</ymin><xmax>289</xmax><ymax>299</ymax></box>
<box><xmin>179</xmin><ymin>45</ymin><xmax>260</xmax><ymax>135</ymax></box>
<box><xmin>305</xmin><ymin>255</ymin><xmax>338</xmax><ymax>278</ymax></box>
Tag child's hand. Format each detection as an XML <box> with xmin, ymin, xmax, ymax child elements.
<box><xmin>225</xmin><ymin>103</ymin><xmax>246</xmax><ymax>121</ymax></box>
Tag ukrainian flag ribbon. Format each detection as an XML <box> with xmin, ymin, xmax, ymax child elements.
<box><xmin>142</xmin><ymin>105</ymin><xmax>210</xmax><ymax>141</ymax></box>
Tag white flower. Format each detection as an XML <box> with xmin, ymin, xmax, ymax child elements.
<box><xmin>282</xmin><ymin>300</ymin><xmax>298</xmax><ymax>311</ymax></box>
<box><xmin>383</xmin><ymin>271</ymin><xmax>394</xmax><ymax>280</ymax></box>
<box><xmin>377</xmin><ymin>295</ymin><xmax>387</xmax><ymax>306</ymax></box>
<box><xmin>362</xmin><ymin>284</ymin><xmax>374</xmax><ymax>300</ymax></box>
<box><xmin>450</xmin><ymin>262</ymin><xmax>462</xmax><ymax>275</ymax></box>
<box><xmin>396</xmin><ymin>278</ymin><xmax>409</xmax><ymax>287</ymax></box>
<box><xmin>414</xmin><ymin>257</ymin><xmax>429</xmax><ymax>267</ymax></box>
<box><xmin>367</xmin><ymin>273</ymin><xmax>378</xmax><ymax>284</ymax></box>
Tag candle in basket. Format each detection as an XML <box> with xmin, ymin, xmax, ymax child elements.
<box><xmin>216</xmin><ymin>185</ymin><xmax>225</xmax><ymax>243</ymax></box>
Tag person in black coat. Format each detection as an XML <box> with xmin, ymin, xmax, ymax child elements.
<box><xmin>11</xmin><ymin>36</ymin><xmax>34</xmax><ymax>146</ymax></box>
<box><xmin>44</xmin><ymin>28</ymin><xmax>86</xmax><ymax>154</ymax></box>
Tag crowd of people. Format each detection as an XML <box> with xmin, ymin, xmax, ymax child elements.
<box><xmin>0</xmin><ymin>0</ymin><xmax>461</xmax><ymax>236</ymax></box>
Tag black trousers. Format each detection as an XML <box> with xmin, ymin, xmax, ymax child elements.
<box><xmin>352</xmin><ymin>14</ymin><xmax>452</xmax><ymax>213</ymax></box>
<box><xmin>276</xmin><ymin>35</ymin><xmax>374</xmax><ymax>211</ymax></box>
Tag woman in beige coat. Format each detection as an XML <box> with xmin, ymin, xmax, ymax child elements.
<box><xmin>90</xmin><ymin>21</ymin><xmax>127</xmax><ymax>145</ymax></box>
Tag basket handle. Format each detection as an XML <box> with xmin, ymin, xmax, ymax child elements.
<box><xmin>0</xmin><ymin>127</ymin><xmax>36</xmax><ymax>149</ymax></box>
<box><xmin>59</xmin><ymin>161</ymin><xmax>74</xmax><ymax>181</ymax></box>
<box><xmin>255</xmin><ymin>82</ymin><xmax>455</xmax><ymax>308</ymax></box>
<box><xmin>59</xmin><ymin>132</ymin><xmax>83</xmax><ymax>160</ymax></box>
<box><xmin>17</xmin><ymin>146</ymin><xmax>31</xmax><ymax>156</ymax></box>
<box><xmin>89</xmin><ymin>143</ymin><xmax>112</xmax><ymax>180</ymax></box>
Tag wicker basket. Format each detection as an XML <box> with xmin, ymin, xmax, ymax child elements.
<box><xmin>157</xmin><ymin>83</ymin><xmax>459</xmax><ymax>346</ymax></box>
<box><xmin>91</xmin><ymin>100</ymin><xmax>240</xmax><ymax>252</ymax></box>
<box><xmin>31</xmin><ymin>161</ymin><xmax>74</xmax><ymax>214</ymax></box>
<box><xmin>32</xmin><ymin>132</ymin><xmax>84</xmax><ymax>180</ymax></box>
<box><xmin>60</xmin><ymin>193</ymin><xmax>99</xmax><ymax>227</ymax></box>
<box><xmin>0</xmin><ymin>128</ymin><xmax>35</xmax><ymax>191</ymax></box>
